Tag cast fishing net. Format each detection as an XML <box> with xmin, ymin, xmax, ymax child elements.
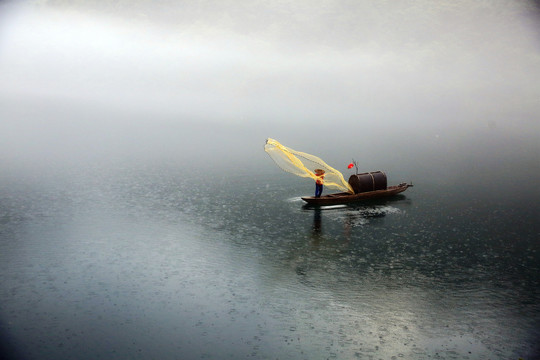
<box><xmin>264</xmin><ymin>138</ymin><xmax>354</xmax><ymax>194</ymax></box>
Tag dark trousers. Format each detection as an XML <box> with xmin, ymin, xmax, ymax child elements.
<box><xmin>315</xmin><ymin>183</ymin><xmax>323</xmax><ymax>197</ymax></box>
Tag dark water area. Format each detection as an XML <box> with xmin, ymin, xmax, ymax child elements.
<box><xmin>0</xmin><ymin>159</ymin><xmax>538</xmax><ymax>360</ymax></box>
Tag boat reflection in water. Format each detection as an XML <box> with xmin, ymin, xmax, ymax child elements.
<box><xmin>303</xmin><ymin>195</ymin><xmax>411</xmax><ymax>240</ymax></box>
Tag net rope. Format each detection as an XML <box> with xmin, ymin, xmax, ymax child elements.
<box><xmin>264</xmin><ymin>138</ymin><xmax>354</xmax><ymax>194</ymax></box>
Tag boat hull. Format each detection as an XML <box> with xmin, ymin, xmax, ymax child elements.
<box><xmin>301</xmin><ymin>183</ymin><xmax>413</xmax><ymax>205</ymax></box>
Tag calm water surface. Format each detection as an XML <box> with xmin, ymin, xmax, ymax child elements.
<box><xmin>0</xmin><ymin>164</ymin><xmax>538</xmax><ymax>359</ymax></box>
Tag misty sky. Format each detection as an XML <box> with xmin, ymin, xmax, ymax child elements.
<box><xmin>0</xmin><ymin>0</ymin><xmax>539</xmax><ymax>172</ymax></box>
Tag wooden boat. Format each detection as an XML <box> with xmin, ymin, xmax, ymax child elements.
<box><xmin>301</xmin><ymin>183</ymin><xmax>413</xmax><ymax>206</ymax></box>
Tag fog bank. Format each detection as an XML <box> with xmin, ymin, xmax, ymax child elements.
<box><xmin>0</xmin><ymin>0</ymin><xmax>539</xmax><ymax>176</ymax></box>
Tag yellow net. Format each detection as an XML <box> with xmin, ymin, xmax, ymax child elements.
<box><xmin>264</xmin><ymin>138</ymin><xmax>354</xmax><ymax>194</ymax></box>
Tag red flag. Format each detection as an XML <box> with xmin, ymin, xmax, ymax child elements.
<box><xmin>347</xmin><ymin>163</ymin><xmax>354</xmax><ymax>169</ymax></box>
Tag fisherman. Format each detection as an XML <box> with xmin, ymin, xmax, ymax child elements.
<box><xmin>314</xmin><ymin>169</ymin><xmax>325</xmax><ymax>198</ymax></box>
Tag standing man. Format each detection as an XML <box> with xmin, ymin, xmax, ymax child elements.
<box><xmin>314</xmin><ymin>169</ymin><xmax>325</xmax><ymax>197</ymax></box>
